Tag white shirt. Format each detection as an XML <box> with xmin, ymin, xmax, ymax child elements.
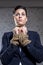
<box><xmin>19</xmin><ymin>62</ymin><xmax>22</xmax><ymax>65</ymax></box>
<box><xmin>19</xmin><ymin>47</ymin><xmax>22</xmax><ymax>65</ymax></box>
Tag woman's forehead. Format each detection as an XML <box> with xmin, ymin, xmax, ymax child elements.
<box><xmin>15</xmin><ymin>9</ymin><xmax>26</xmax><ymax>13</ymax></box>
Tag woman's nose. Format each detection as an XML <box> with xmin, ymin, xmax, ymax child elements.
<box><xmin>19</xmin><ymin>15</ymin><xmax>22</xmax><ymax>18</ymax></box>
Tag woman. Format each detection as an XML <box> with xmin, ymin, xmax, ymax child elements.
<box><xmin>0</xmin><ymin>5</ymin><xmax>43</xmax><ymax>65</ymax></box>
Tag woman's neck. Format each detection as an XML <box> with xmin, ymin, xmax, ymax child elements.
<box><xmin>17</xmin><ymin>25</ymin><xmax>26</xmax><ymax>28</ymax></box>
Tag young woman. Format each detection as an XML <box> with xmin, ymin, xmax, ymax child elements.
<box><xmin>0</xmin><ymin>5</ymin><xmax>43</xmax><ymax>65</ymax></box>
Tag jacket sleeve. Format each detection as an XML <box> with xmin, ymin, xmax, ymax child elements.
<box><xmin>24</xmin><ymin>32</ymin><xmax>43</xmax><ymax>63</ymax></box>
<box><xmin>0</xmin><ymin>32</ymin><xmax>18</xmax><ymax>65</ymax></box>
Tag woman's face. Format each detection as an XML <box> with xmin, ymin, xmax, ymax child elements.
<box><xmin>13</xmin><ymin>9</ymin><xmax>27</xmax><ymax>26</ymax></box>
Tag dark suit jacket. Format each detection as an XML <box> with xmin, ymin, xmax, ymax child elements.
<box><xmin>0</xmin><ymin>31</ymin><xmax>43</xmax><ymax>65</ymax></box>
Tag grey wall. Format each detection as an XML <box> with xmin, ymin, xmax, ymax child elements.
<box><xmin>0</xmin><ymin>8</ymin><xmax>43</xmax><ymax>65</ymax></box>
<box><xmin>0</xmin><ymin>0</ymin><xmax>43</xmax><ymax>7</ymax></box>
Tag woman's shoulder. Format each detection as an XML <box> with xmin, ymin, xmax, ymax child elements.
<box><xmin>27</xmin><ymin>30</ymin><xmax>40</xmax><ymax>38</ymax></box>
<box><xmin>3</xmin><ymin>31</ymin><xmax>13</xmax><ymax>39</ymax></box>
<box><xmin>28</xmin><ymin>30</ymin><xmax>39</xmax><ymax>35</ymax></box>
<box><xmin>3</xmin><ymin>31</ymin><xmax>13</xmax><ymax>35</ymax></box>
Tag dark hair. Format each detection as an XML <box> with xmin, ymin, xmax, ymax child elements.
<box><xmin>13</xmin><ymin>5</ymin><xmax>27</xmax><ymax>16</ymax></box>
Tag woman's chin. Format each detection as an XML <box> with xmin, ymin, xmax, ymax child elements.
<box><xmin>17</xmin><ymin>24</ymin><xmax>25</xmax><ymax>27</ymax></box>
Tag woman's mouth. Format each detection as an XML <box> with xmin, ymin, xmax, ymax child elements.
<box><xmin>18</xmin><ymin>20</ymin><xmax>22</xmax><ymax>22</ymax></box>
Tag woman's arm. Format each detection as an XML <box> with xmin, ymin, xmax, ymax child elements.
<box><xmin>0</xmin><ymin>32</ymin><xmax>18</xmax><ymax>65</ymax></box>
<box><xmin>23</xmin><ymin>32</ymin><xmax>43</xmax><ymax>63</ymax></box>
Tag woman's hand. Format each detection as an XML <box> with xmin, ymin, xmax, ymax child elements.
<box><xmin>10</xmin><ymin>34</ymin><xmax>19</xmax><ymax>46</ymax></box>
<box><xmin>11</xmin><ymin>26</ymin><xmax>31</xmax><ymax>46</ymax></box>
<box><xmin>13</xmin><ymin>26</ymin><xmax>27</xmax><ymax>35</ymax></box>
<box><xmin>18</xmin><ymin>33</ymin><xmax>31</xmax><ymax>46</ymax></box>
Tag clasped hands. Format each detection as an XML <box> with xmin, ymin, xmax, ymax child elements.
<box><xmin>10</xmin><ymin>32</ymin><xmax>31</xmax><ymax>46</ymax></box>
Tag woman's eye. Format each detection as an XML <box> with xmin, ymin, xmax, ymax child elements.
<box><xmin>15</xmin><ymin>13</ymin><xmax>26</xmax><ymax>16</ymax></box>
<box><xmin>15</xmin><ymin>13</ymin><xmax>19</xmax><ymax>16</ymax></box>
<box><xmin>22</xmin><ymin>13</ymin><xmax>26</xmax><ymax>16</ymax></box>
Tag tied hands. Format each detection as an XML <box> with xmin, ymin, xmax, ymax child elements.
<box><xmin>10</xmin><ymin>29</ymin><xmax>31</xmax><ymax>46</ymax></box>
